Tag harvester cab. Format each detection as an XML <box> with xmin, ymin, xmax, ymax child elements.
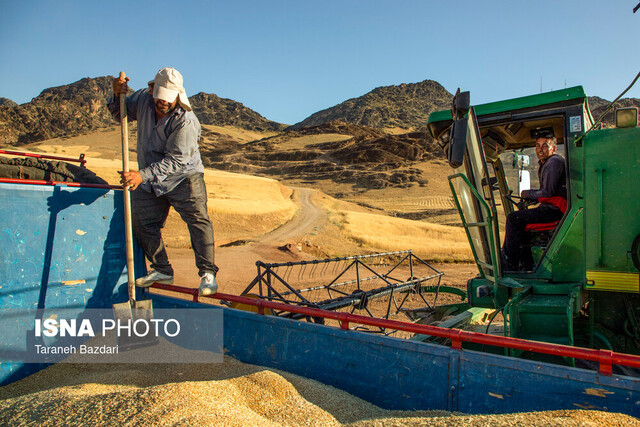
<box><xmin>428</xmin><ymin>86</ymin><xmax>640</xmax><ymax>356</ymax></box>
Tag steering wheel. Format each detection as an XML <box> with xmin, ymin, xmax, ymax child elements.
<box><xmin>504</xmin><ymin>192</ymin><xmax>536</xmax><ymax>210</ymax></box>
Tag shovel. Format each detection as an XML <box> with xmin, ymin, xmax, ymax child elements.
<box><xmin>112</xmin><ymin>71</ymin><xmax>157</xmax><ymax>350</ymax></box>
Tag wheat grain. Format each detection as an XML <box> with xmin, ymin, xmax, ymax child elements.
<box><xmin>0</xmin><ymin>357</ymin><xmax>636</xmax><ymax>426</ymax></box>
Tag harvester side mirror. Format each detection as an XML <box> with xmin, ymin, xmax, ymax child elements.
<box><xmin>447</xmin><ymin>89</ymin><xmax>471</xmax><ymax>168</ymax></box>
<box><xmin>513</xmin><ymin>154</ymin><xmax>531</xmax><ymax>193</ymax></box>
<box><xmin>448</xmin><ymin>118</ymin><xmax>468</xmax><ymax>168</ymax></box>
<box><xmin>518</xmin><ymin>170</ymin><xmax>531</xmax><ymax>193</ymax></box>
<box><xmin>615</xmin><ymin>107</ymin><xmax>638</xmax><ymax>128</ymax></box>
<box><xmin>451</xmin><ymin>89</ymin><xmax>470</xmax><ymax>120</ymax></box>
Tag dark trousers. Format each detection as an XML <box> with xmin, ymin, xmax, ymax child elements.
<box><xmin>131</xmin><ymin>173</ymin><xmax>218</xmax><ymax>277</ymax></box>
<box><xmin>502</xmin><ymin>205</ymin><xmax>563</xmax><ymax>271</ymax></box>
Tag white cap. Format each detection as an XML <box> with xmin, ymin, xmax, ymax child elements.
<box><xmin>150</xmin><ymin>67</ymin><xmax>191</xmax><ymax>111</ymax></box>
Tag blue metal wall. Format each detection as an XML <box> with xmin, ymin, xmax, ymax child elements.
<box><xmin>151</xmin><ymin>294</ymin><xmax>640</xmax><ymax>416</ymax></box>
<box><xmin>0</xmin><ymin>183</ymin><xmax>145</xmax><ymax>384</ymax></box>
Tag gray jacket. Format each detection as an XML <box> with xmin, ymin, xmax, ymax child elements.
<box><xmin>108</xmin><ymin>89</ymin><xmax>204</xmax><ymax>195</ymax></box>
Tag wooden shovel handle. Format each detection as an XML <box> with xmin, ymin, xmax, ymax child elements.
<box><xmin>119</xmin><ymin>71</ymin><xmax>130</xmax><ymax>174</ymax></box>
<box><xmin>119</xmin><ymin>71</ymin><xmax>136</xmax><ymax>299</ymax></box>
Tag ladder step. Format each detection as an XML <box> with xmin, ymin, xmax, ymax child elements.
<box><xmin>517</xmin><ymin>295</ymin><xmax>570</xmax><ymax>314</ymax></box>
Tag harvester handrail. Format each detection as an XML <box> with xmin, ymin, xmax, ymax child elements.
<box><xmin>150</xmin><ymin>284</ymin><xmax>640</xmax><ymax>376</ymax></box>
<box><xmin>0</xmin><ymin>177</ymin><xmax>119</xmax><ymax>190</ymax></box>
<box><xmin>448</xmin><ymin>172</ymin><xmax>499</xmax><ymax>284</ymax></box>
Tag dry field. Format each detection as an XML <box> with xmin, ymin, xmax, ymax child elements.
<box><xmin>335</xmin><ymin>210</ymin><xmax>471</xmax><ymax>262</ymax></box>
<box><xmin>7</xmin><ymin>129</ymin><xmax>473</xmax><ymax>263</ymax></box>
<box><xmin>303</xmin><ymin>159</ymin><xmax>464</xmax><ymax>227</ymax></box>
<box><xmin>256</xmin><ymin>132</ymin><xmax>352</xmax><ymax>150</ymax></box>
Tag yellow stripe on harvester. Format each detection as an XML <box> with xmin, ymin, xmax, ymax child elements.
<box><xmin>586</xmin><ymin>270</ymin><xmax>640</xmax><ymax>293</ymax></box>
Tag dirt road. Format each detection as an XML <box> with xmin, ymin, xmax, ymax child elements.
<box><xmin>259</xmin><ymin>188</ymin><xmax>324</xmax><ymax>244</ymax></box>
<box><xmin>167</xmin><ymin>187</ymin><xmax>328</xmax><ymax>293</ymax></box>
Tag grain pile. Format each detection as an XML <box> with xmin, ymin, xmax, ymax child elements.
<box><xmin>0</xmin><ymin>357</ymin><xmax>637</xmax><ymax>426</ymax></box>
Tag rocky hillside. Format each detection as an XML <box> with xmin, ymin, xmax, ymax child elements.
<box><xmin>0</xmin><ymin>98</ymin><xmax>18</xmax><ymax>108</ymax></box>
<box><xmin>202</xmin><ymin>121</ymin><xmax>444</xmax><ymax>190</ymax></box>
<box><xmin>587</xmin><ymin>96</ymin><xmax>640</xmax><ymax>126</ymax></box>
<box><xmin>288</xmin><ymin>79</ymin><xmax>639</xmax><ymax>131</ymax></box>
<box><xmin>3</xmin><ymin>76</ymin><xmax>638</xmax><ymax>147</ymax></box>
<box><xmin>190</xmin><ymin>93</ymin><xmax>286</xmax><ymax>132</ymax></box>
<box><xmin>0</xmin><ymin>77</ymin><xmax>286</xmax><ymax>145</ymax></box>
<box><xmin>288</xmin><ymin>80</ymin><xmax>452</xmax><ymax>130</ymax></box>
<box><xmin>0</xmin><ymin>77</ymin><xmax>117</xmax><ymax>145</ymax></box>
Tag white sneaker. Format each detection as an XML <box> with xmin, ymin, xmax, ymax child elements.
<box><xmin>135</xmin><ymin>270</ymin><xmax>174</xmax><ymax>288</ymax></box>
<box><xmin>199</xmin><ymin>273</ymin><xmax>218</xmax><ymax>296</ymax></box>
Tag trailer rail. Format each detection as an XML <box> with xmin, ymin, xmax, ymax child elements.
<box><xmin>149</xmin><ymin>284</ymin><xmax>640</xmax><ymax>376</ymax></box>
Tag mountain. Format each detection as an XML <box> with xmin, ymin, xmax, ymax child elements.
<box><xmin>0</xmin><ymin>77</ymin><xmax>286</xmax><ymax>145</ymax></box>
<box><xmin>3</xmin><ymin>76</ymin><xmax>638</xmax><ymax>147</ymax></box>
<box><xmin>289</xmin><ymin>80</ymin><xmax>452</xmax><ymax>130</ymax></box>
<box><xmin>587</xmin><ymin>96</ymin><xmax>640</xmax><ymax>126</ymax></box>
<box><xmin>0</xmin><ymin>77</ymin><xmax>116</xmax><ymax>145</ymax></box>
<box><xmin>190</xmin><ymin>93</ymin><xmax>286</xmax><ymax>132</ymax></box>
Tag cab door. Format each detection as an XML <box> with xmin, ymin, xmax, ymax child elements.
<box><xmin>448</xmin><ymin>107</ymin><xmax>502</xmax><ymax>282</ymax></box>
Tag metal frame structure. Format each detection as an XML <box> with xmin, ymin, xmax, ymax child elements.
<box><xmin>0</xmin><ymin>177</ymin><xmax>118</xmax><ymax>189</ymax></box>
<box><xmin>238</xmin><ymin>251</ymin><xmax>445</xmax><ymax>333</ymax></box>
<box><xmin>0</xmin><ymin>149</ymin><xmax>87</xmax><ymax>167</ymax></box>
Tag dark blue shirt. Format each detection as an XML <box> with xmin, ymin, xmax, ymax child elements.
<box><xmin>522</xmin><ymin>153</ymin><xmax>567</xmax><ymax>201</ymax></box>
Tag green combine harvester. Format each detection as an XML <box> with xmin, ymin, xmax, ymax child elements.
<box><xmin>427</xmin><ymin>85</ymin><xmax>640</xmax><ymax>361</ymax></box>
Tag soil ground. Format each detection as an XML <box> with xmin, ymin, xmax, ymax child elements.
<box><xmin>157</xmin><ymin>187</ymin><xmax>477</xmax><ymax>298</ymax></box>
<box><xmin>165</xmin><ymin>244</ymin><xmax>477</xmax><ymax>298</ymax></box>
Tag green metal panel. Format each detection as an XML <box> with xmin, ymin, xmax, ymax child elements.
<box><xmin>583</xmin><ymin>127</ymin><xmax>640</xmax><ymax>278</ymax></box>
<box><xmin>534</xmin><ymin>103</ymin><xmax>587</xmax><ymax>283</ymax></box>
<box><xmin>541</xmin><ymin>209</ymin><xmax>584</xmax><ymax>283</ymax></box>
<box><xmin>581</xmin><ymin>126</ymin><xmax>640</xmax><ymax>351</ymax></box>
<box><xmin>507</xmin><ymin>285</ymin><xmax>581</xmax><ymax>359</ymax></box>
<box><xmin>428</xmin><ymin>86</ymin><xmax>587</xmax><ymax>126</ymax></box>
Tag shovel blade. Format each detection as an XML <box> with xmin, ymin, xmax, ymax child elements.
<box><xmin>112</xmin><ymin>298</ymin><xmax>158</xmax><ymax>351</ymax></box>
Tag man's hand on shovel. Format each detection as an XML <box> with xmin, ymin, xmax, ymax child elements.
<box><xmin>119</xmin><ymin>170</ymin><xmax>142</xmax><ymax>190</ymax></box>
<box><xmin>113</xmin><ymin>73</ymin><xmax>129</xmax><ymax>96</ymax></box>
<box><xmin>114</xmin><ymin>71</ymin><xmax>140</xmax><ymax>191</ymax></box>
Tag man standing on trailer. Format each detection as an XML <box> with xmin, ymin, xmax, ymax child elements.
<box><xmin>109</xmin><ymin>67</ymin><xmax>219</xmax><ymax>296</ymax></box>
<box><xmin>502</xmin><ymin>131</ymin><xmax>567</xmax><ymax>271</ymax></box>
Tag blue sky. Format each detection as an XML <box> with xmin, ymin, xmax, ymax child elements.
<box><xmin>1</xmin><ymin>0</ymin><xmax>639</xmax><ymax>125</ymax></box>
